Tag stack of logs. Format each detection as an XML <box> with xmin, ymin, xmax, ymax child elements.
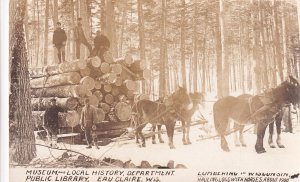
<box><xmin>30</xmin><ymin>52</ymin><xmax>150</xmax><ymax>134</ymax></box>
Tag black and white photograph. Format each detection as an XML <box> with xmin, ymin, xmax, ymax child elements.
<box><xmin>4</xmin><ymin>0</ymin><xmax>300</xmax><ymax>181</ymax></box>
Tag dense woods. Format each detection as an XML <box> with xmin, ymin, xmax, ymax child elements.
<box><xmin>9</xmin><ymin>0</ymin><xmax>300</xmax><ymax>163</ymax></box>
<box><xmin>23</xmin><ymin>0</ymin><xmax>300</xmax><ymax>98</ymax></box>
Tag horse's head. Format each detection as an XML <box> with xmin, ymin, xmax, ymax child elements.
<box><xmin>276</xmin><ymin>76</ymin><xmax>300</xmax><ymax>105</ymax></box>
<box><xmin>190</xmin><ymin>92</ymin><xmax>204</xmax><ymax>105</ymax></box>
<box><xmin>171</xmin><ymin>87</ymin><xmax>193</xmax><ymax>111</ymax></box>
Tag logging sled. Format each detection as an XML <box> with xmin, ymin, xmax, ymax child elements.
<box><xmin>31</xmin><ymin>52</ymin><xmax>152</xmax><ymax>145</ymax></box>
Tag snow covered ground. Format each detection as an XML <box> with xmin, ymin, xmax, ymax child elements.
<box><xmin>34</xmin><ymin>125</ymin><xmax>300</xmax><ymax>172</ymax></box>
<box><xmin>32</xmin><ymin>100</ymin><xmax>300</xmax><ymax>172</ymax></box>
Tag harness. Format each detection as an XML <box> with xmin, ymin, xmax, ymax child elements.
<box><xmin>246</xmin><ymin>90</ymin><xmax>279</xmax><ymax>122</ymax></box>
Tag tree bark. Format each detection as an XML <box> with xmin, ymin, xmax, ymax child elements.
<box><xmin>9</xmin><ymin>0</ymin><xmax>36</xmax><ymax>164</ymax></box>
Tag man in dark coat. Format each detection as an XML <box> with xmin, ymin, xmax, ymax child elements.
<box><xmin>53</xmin><ymin>22</ymin><xmax>67</xmax><ymax>63</ymax></box>
<box><xmin>74</xmin><ymin>17</ymin><xmax>92</xmax><ymax>59</ymax></box>
<box><xmin>91</xmin><ymin>30</ymin><xmax>110</xmax><ymax>61</ymax></box>
<box><xmin>43</xmin><ymin>98</ymin><xmax>64</xmax><ymax>148</ymax></box>
<box><xmin>80</xmin><ymin>98</ymin><xmax>98</xmax><ymax>149</ymax></box>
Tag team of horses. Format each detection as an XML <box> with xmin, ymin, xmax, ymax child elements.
<box><xmin>132</xmin><ymin>76</ymin><xmax>300</xmax><ymax>153</ymax></box>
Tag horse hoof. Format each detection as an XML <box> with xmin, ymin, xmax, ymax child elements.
<box><xmin>222</xmin><ymin>147</ymin><xmax>230</xmax><ymax>152</ymax></box>
<box><xmin>241</xmin><ymin>144</ymin><xmax>247</xmax><ymax>147</ymax></box>
<box><xmin>169</xmin><ymin>146</ymin><xmax>176</xmax><ymax>149</ymax></box>
<box><xmin>183</xmin><ymin>142</ymin><xmax>188</xmax><ymax>145</ymax></box>
<box><xmin>269</xmin><ymin>144</ymin><xmax>276</xmax><ymax>148</ymax></box>
<box><xmin>278</xmin><ymin>145</ymin><xmax>285</xmax><ymax>148</ymax></box>
<box><xmin>235</xmin><ymin>144</ymin><xmax>241</xmax><ymax>147</ymax></box>
<box><xmin>256</xmin><ymin>148</ymin><xmax>266</xmax><ymax>154</ymax></box>
<box><xmin>142</xmin><ymin>143</ymin><xmax>146</xmax><ymax>148</ymax></box>
<box><xmin>187</xmin><ymin>141</ymin><xmax>192</xmax><ymax>145</ymax></box>
<box><xmin>159</xmin><ymin>140</ymin><xmax>164</xmax><ymax>143</ymax></box>
<box><xmin>152</xmin><ymin>141</ymin><xmax>156</xmax><ymax>144</ymax></box>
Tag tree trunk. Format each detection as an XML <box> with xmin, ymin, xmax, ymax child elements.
<box><xmin>180</xmin><ymin>0</ymin><xmax>187</xmax><ymax>89</ymax></box>
<box><xmin>44</xmin><ymin>0</ymin><xmax>49</xmax><ymax>65</ymax></box>
<box><xmin>281</xmin><ymin>2</ymin><xmax>288</xmax><ymax>76</ymax></box>
<box><xmin>192</xmin><ymin>2</ymin><xmax>198</xmax><ymax>92</ymax></box>
<box><xmin>105</xmin><ymin>0</ymin><xmax>118</xmax><ymax>57</ymax></box>
<box><xmin>201</xmin><ymin>11</ymin><xmax>208</xmax><ymax>93</ymax></box>
<box><xmin>51</xmin><ymin>0</ymin><xmax>59</xmax><ymax>65</ymax></box>
<box><xmin>259</xmin><ymin>0</ymin><xmax>269</xmax><ymax>89</ymax></box>
<box><xmin>36</xmin><ymin>0</ymin><xmax>41</xmax><ymax>66</ymax></box>
<box><xmin>215</xmin><ymin>0</ymin><xmax>224</xmax><ymax>98</ymax></box>
<box><xmin>159</xmin><ymin>0</ymin><xmax>167</xmax><ymax>98</ymax></box>
<box><xmin>272</xmin><ymin>0</ymin><xmax>283</xmax><ymax>82</ymax></box>
<box><xmin>9</xmin><ymin>0</ymin><xmax>36</xmax><ymax>164</ymax></box>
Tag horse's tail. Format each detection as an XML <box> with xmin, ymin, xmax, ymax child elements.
<box><xmin>213</xmin><ymin>96</ymin><xmax>237</xmax><ymax>135</ymax></box>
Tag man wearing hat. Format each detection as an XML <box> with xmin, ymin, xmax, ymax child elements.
<box><xmin>53</xmin><ymin>22</ymin><xmax>67</xmax><ymax>63</ymax></box>
<box><xmin>74</xmin><ymin>17</ymin><xmax>92</xmax><ymax>59</ymax></box>
<box><xmin>43</xmin><ymin>98</ymin><xmax>65</xmax><ymax>148</ymax></box>
<box><xmin>80</xmin><ymin>98</ymin><xmax>98</xmax><ymax>149</ymax></box>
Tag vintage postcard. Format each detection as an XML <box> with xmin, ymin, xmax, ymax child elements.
<box><xmin>7</xmin><ymin>0</ymin><xmax>300</xmax><ymax>182</ymax></box>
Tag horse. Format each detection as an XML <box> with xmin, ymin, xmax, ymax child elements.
<box><xmin>213</xmin><ymin>76</ymin><xmax>300</xmax><ymax>153</ymax></box>
<box><xmin>151</xmin><ymin>92</ymin><xmax>204</xmax><ymax>145</ymax></box>
<box><xmin>233</xmin><ymin>103</ymin><xmax>286</xmax><ymax>148</ymax></box>
<box><xmin>132</xmin><ymin>87</ymin><xmax>193</xmax><ymax>149</ymax></box>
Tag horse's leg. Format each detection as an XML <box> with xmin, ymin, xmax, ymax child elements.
<box><xmin>255</xmin><ymin>122</ymin><xmax>268</xmax><ymax>154</ymax></box>
<box><xmin>135</xmin><ymin>129</ymin><xmax>140</xmax><ymax>144</ymax></box>
<box><xmin>234</xmin><ymin>123</ymin><xmax>241</xmax><ymax>147</ymax></box>
<box><xmin>166</xmin><ymin>122</ymin><xmax>176</xmax><ymax>149</ymax></box>
<box><xmin>213</xmin><ymin>105</ymin><xmax>230</xmax><ymax>152</ymax></box>
<box><xmin>138</xmin><ymin>123</ymin><xmax>147</xmax><ymax>147</ymax></box>
<box><xmin>275</xmin><ymin>112</ymin><xmax>285</xmax><ymax>148</ymax></box>
<box><xmin>134</xmin><ymin>116</ymin><xmax>140</xmax><ymax>145</ymax></box>
<box><xmin>239</xmin><ymin>125</ymin><xmax>246</xmax><ymax>147</ymax></box>
<box><xmin>152</xmin><ymin>124</ymin><xmax>157</xmax><ymax>144</ymax></box>
<box><xmin>157</xmin><ymin>125</ymin><xmax>164</xmax><ymax>143</ymax></box>
<box><xmin>182</xmin><ymin>120</ymin><xmax>187</xmax><ymax>145</ymax></box>
<box><xmin>221</xmin><ymin>135</ymin><xmax>230</xmax><ymax>152</ymax></box>
<box><xmin>268</xmin><ymin>121</ymin><xmax>276</xmax><ymax>148</ymax></box>
<box><xmin>186</xmin><ymin>120</ymin><xmax>192</xmax><ymax>144</ymax></box>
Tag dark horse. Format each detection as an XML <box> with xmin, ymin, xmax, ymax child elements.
<box><xmin>132</xmin><ymin>87</ymin><xmax>193</xmax><ymax>149</ymax></box>
<box><xmin>234</xmin><ymin>104</ymin><xmax>287</xmax><ymax>148</ymax></box>
<box><xmin>213</xmin><ymin>76</ymin><xmax>300</xmax><ymax>153</ymax></box>
<box><xmin>233</xmin><ymin>98</ymin><xmax>284</xmax><ymax>148</ymax></box>
<box><xmin>151</xmin><ymin>92</ymin><xmax>204</xmax><ymax>145</ymax></box>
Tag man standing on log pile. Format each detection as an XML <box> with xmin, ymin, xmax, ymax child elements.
<box><xmin>91</xmin><ymin>30</ymin><xmax>110</xmax><ymax>61</ymax></box>
<box><xmin>80</xmin><ymin>98</ymin><xmax>98</xmax><ymax>149</ymax></box>
<box><xmin>74</xmin><ymin>17</ymin><xmax>92</xmax><ymax>59</ymax></box>
<box><xmin>53</xmin><ymin>22</ymin><xmax>67</xmax><ymax>63</ymax></box>
<box><xmin>43</xmin><ymin>98</ymin><xmax>65</xmax><ymax>148</ymax></box>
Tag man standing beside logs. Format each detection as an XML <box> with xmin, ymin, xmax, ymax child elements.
<box><xmin>53</xmin><ymin>22</ymin><xmax>67</xmax><ymax>63</ymax></box>
<box><xmin>91</xmin><ymin>30</ymin><xmax>110</xmax><ymax>61</ymax></box>
<box><xmin>43</xmin><ymin>98</ymin><xmax>65</xmax><ymax>148</ymax></box>
<box><xmin>80</xmin><ymin>98</ymin><xmax>98</xmax><ymax>149</ymax></box>
<box><xmin>74</xmin><ymin>17</ymin><xmax>92</xmax><ymax>59</ymax></box>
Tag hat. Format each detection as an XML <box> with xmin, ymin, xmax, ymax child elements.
<box><xmin>50</xmin><ymin>98</ymin><xmax>56</xmax><ymax>102</ymax></box>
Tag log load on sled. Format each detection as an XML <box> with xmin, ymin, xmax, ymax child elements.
<box><xmin>29</xmin><ymin>52</ymin><xmax>151</xmax><ymax>143</ymax></box>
